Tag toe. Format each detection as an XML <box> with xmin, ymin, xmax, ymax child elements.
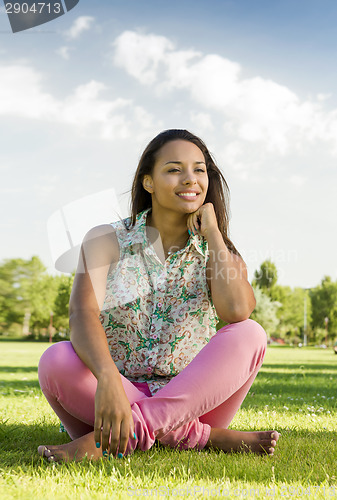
<box><xmin>38</xmin><ymin>445</ymin><xmax>50</xmax><ymax>457</ymax></box>
<box><xmin>259</xmin><ymin>441</ymin><xmax>274</xmax><ymax>454</ymax></box>
<box><xmin>271</xmin><ymin>431</ymin><xmax>280</xmax><ymax>441</ymax></box>
<box><xmin>38</xmin><ymin>445</ymin><xmax>61</xmax><ymax>462</ymax></box>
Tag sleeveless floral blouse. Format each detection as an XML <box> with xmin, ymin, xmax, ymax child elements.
<box><xmin>99</xmin><ymin>208</ymin><xmax>219</xmax><ymax>395</ymax></box>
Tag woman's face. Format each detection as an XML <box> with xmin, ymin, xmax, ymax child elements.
<box><xmin>143</xmin><ymin>140</ymin><xmax>209</xmax><ymax>214</ymax></box>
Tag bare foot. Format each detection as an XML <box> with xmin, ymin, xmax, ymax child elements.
<box><xmin>38</xmin><ymin>431</ymin><xmax>104</xmax><ymax>463</ymax></box>
<box><xmin>205</xmin><ymin>428</ymin><xmax>280</xmax><ymax>455</ymax></box>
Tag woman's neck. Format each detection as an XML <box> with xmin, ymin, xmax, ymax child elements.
<box><xmin>146</xmin><ymin>208</ymin><xmax>189</xmax><ymax>253</ymax></box>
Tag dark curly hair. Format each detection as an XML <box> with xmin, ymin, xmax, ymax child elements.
<box><xmin>125</xmin><ymin>129</ymin><xmax>241</xmax><ymax>257</ymax></box>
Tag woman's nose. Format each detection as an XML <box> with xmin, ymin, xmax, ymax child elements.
<box><xmin>183</xmin><ymin>175</ymin><xmax>197</xmax><ymax>185</ymax></box>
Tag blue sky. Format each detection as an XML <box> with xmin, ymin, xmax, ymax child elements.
<box><xmin>1</xmin><ymin>0</ymin><xmax>337</xmax><ymax>288</ymax></box>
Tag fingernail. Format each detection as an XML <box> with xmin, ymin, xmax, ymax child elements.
<box><xmin>118</xmin><ymin>452</ymin><xmax>123</xmax><ymax>458</ymax></box>
<box><xmin>188</xmin><ymin>229</ymin><xmax>191</xmax><ymax>235</ymax></box>
<box><xmin>102</xmin><ymin>451</ymin><xmax>108</xmax><ymax>457</ymax></box>
<box><xmin>96</xmin><ymin>442</ymin><xmax>100</xmax><ymax>448</ymax></box>
<box><xmin>134</xmin><ymin>432</ymin><xmax>137</xmax><ymax>440</ymax></box>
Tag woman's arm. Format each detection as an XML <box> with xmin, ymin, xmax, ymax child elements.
<box><xmin>205</xmin><ymin>228</ymin><xmax>256</xmax><ymax>323</ymax></box>
<box><xmin>187</xmin><ymin>203</ymin><xmax>256</xmax><ymax>324</ymax></box>
<box><xmin>69</xmin><ymin>225</ymin><xmax>134</xmax><ymax>457</ymax></box>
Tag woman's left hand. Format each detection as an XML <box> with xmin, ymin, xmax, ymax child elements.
<box><xmin>187</xmin><ymin>202</ymin><xmax>219</xmax><ymax>239</ymax></box>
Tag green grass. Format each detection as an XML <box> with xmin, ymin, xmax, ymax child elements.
<box><xmin>0</xmin><ymin>342</ymin><xmax>336</xmax><ymax>499</ymax></box>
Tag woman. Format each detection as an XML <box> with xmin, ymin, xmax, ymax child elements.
<box><xmin>38</xmin><ymin>129</ymin><xmax>279</xmax><ymax>462</ymax></box>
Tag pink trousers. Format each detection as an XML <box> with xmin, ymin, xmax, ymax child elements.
<box><xmin>38</xmin><ymin>319</ymin><xmax>266</xmax><ymax>455</ymax></box>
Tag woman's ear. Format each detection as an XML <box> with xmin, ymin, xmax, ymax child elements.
<box><xmin>142</xmin><ymin>175</ymin><xmax>153</xmax><ymax>193</ymax></box>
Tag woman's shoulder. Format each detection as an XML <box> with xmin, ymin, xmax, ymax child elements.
<box><xmin>87</xmin><ymin>210</ymin><xmax>148</xmax><ymax>251</ymax></box>
<box><xmin>83</xmin><ymin>223</ymin><xmax>118</xmax><ymax>241</ymax></box>
<box><xmin>84</xmin><ymin>216</ymin><xmax>132</xmax><ymax>241</ymax></box>
<box><xmin>81</xmin><ymin>223</ymin><xmax>120</xmax><ymax>261</ymax></box>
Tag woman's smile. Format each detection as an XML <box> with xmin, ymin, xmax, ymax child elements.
<box><xmin>176</xmin><ymin>191</ymin><xmax>200</xmax><ymax>201</ymax></box>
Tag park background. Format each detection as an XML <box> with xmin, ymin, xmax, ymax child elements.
<box><xmin>1</xmin><ymin>1</ymin><xmax>337</xmax><ymax>345</ymax></box>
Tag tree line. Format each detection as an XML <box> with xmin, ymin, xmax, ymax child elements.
<box><xmin>0</xmin><ymin>257</ymin><xmax>336</xmax><ymax>344</ymax></box>
<box><xmin>0</xmin><ymin>256</ymin><xmax>74</xmax><ymax>339</ymax></box>
<box><xmin>249</xmin><ymin>260</ymin><xmax>337</xmax><ymax>345</ymax></box>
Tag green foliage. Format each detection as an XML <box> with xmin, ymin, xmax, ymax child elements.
<box><xmin>250</xmin><ymin>260</ymin><xmax>336</xmax><ymax>345</ymax></box>
<box><xmin>253</xmin><ymin>260</ymin><xmax>278</xmax><ymax>290</ymax></box>
<box><xmin>53</xmin><ymin>273</ymin><xmax>75</xmax><ymax>332</ymax></box>
<box><xmin>0</xmin><ymin>257</ymin><xmax>74</xmax><ymax>338</ymax></box>
<box><xmin>310</xmin><ymin>276</ymin><xmax>337</xmax><ymax>340</ymax></box>
<box><xmin>250</xmin><ymin>286</ymin><xmax>281</xmax><ymax>337</ymax></box>
<box><xmin>0</xmin><ymin>257</ymin><xmax>47</xmax><ymax>332</ymax></box>
<box><xmin>23</xmin><ymin>274</ymin><xmax>60</xmax><ymax>332</ymax></box>
<box><xmin>270</xmin><ymin>285</ymin><xmax>313</xmax><ymax>341</ymax></box>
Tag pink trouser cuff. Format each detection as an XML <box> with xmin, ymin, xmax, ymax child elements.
<box><xmin>197</xmin><ymin>423</ymin><xmax>211</xmax><ymax>450</ymax></box>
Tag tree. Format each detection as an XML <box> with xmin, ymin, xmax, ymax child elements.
<box><xmin>250</xmin><ymin>285</ymin><xmax>281</xmax><ymax>338</ymax></box>
<box><xmin>53</xmin><ymin>273</ymin><xmax>75</xmax><ymax>332</ymax></box>
<box><xmin>0</xmin><ymin>257</ymin><xmax>42</xmax><ymax>333</ymax></box>
<box><xmin>253</xmin><ymin>260</ymin><xmax>278</xmax><ymax>291</ymax></box>
<box><xmin>270</xmin><ymin>285</ymin><xmax>313</xmax><ymax>341</ymax></box>
<box><xmin>0</xmin><ymin>256</ymin><xmax>59</xmax><ymax>335</ymax></box>
<box><xmin>23</xmin><ymin>274</ymin><xmax>59</xmax><ymax>333</ymax></box>
<box><xmin>310</xmin><ymin>276</ymin><xmax>337</xmax><ymax>341</ymax></box>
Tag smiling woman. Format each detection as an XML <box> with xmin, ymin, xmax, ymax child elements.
<box><xmin>37</xmin><ymin>129</ymin><xmax>279</xmax><ymax>464</ymax></box>
<box><xmin>130</xmin><ymin>129</ymin><xmax>241</xmax><ymax>257</ymax></box>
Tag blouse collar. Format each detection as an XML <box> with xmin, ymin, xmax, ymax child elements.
<box><xmin>122</xmin><ymin>208</ymin><xmax>207</xmax><ymax>258</ymax></box>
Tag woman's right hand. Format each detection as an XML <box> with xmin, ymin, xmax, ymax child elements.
<box><xmin>94</xmin><ymin>374</ymin><xmax>135</xmax><ymax>457</ymax></box>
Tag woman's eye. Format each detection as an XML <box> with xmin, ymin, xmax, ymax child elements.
<box><xmin>168</xmin><ymin>168</ymin><xmax>205</xmax><ymax>173</ymax></box>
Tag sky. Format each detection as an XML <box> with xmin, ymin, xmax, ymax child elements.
<box><xmin>0</xmin><ymin>0</ymin><xmax>337</xmax><ymax>288</ymax></box>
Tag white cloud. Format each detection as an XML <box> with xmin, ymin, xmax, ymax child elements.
<box><xmin>164</xmin><ymin>53</ymin><xmax>241</xmax><ymax>108</ymax></box>
<box><xmin>0</xmin><ymin>64</ymin><xmax>58</xmax><ymax>119</ymax></box>
<box><xmin>317</xmin><ymin>93</ymin><xmax>332</xmax><ymax>102</ymax></box>
<box><xmin>0</xmin><ymin>63</ymin><xmax>157</xmax><ymax>141</ymax></box>
<box><xmin>113</xmin><ymin>31</ymin><xmax>175</xmax><ymax>85</ymax></box>
<box><xmin>55</xmin><ymin>46</ymin><xmax>71</xmax><ymax>60</ymax></box>
<box><xmin>64</xmin><ymin>16</ymin><xmax>95</xmax><ymax>40</ymax></box>
<box><xmin>113</xmin><ymin>30</ymin><xmax>337</xmax><ymax>156</ymax></box>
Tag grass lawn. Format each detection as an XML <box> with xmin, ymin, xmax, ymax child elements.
<box><xmin>0</xmin><ymin>341</ymin><xmax>336</xmax><ymax>499</ymax></box>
